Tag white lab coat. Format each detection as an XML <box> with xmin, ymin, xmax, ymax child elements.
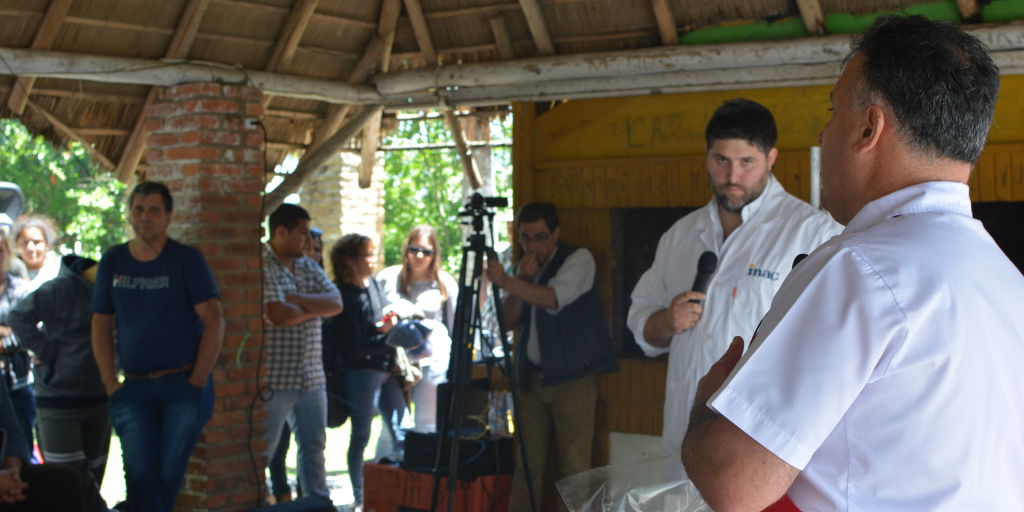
<box><xmin>628</xmin><ymin>175</ymin><xmax>841</xmax><ymax>456</ymax></box>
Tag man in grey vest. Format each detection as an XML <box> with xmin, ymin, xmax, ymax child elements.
<box><xmin>487</xmin><ymin>202</ymin><xmax>616</xmax><ymax>511</ymax></box>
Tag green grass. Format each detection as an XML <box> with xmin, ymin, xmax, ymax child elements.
<box><xmin>99</xmin><ymin>416</ymin><xmax>387</xmax><ymax>507</ymax></box>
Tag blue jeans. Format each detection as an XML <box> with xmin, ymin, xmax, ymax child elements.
<box><xmin>109</xmin><ymin>372</ymin><xmax>213</xmax><ymax>512</ymax></box>
<box><xmin>345</xmin><ymin>368</ymin><xmax>404</xmax><ymax>504</ymax></box>
<box><xmin>263</xmin><ymin>386</ymin><xmax>329</xmax><ymax>499</ymax></box>
<box><xmin>9</xmin><ymin>384</ymin><xmax>36</xmax><ymax>462</ymax></box>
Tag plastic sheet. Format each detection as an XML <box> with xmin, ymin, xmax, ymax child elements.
<box><xmin>556</xmin><ymin>456</ymin><xmax>711</xmax><ymax>512</ymax></box>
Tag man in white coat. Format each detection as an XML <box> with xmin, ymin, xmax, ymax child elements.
<box><xmin>628</xmin><ymin>98</ymin><xmax>841</xmax><ymax>457</ymax></box>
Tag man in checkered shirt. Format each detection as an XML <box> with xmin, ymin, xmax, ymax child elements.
<box><xmin>261</xmin><ymin>203</ymin><xmax>342</xmax><ymax>501</ymax></box>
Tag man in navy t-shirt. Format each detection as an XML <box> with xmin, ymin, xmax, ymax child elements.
<box><xmin>91</xmin><ymin>181</ymin><xmax>224</xmax><ymax>512</ymax></box>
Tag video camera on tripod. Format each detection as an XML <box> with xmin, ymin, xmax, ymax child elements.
<box><xmin>424</xmin><ymin>193</ymin><xmax>539</xmax><ymax>512</ymax></box>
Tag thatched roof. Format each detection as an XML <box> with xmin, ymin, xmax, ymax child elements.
<box><xmin>0</xmin><ymin>0</ymin><xmax>1018</xmax><ymax>182</ymax></box>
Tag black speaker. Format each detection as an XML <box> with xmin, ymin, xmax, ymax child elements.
<box><xmin>401</xmin><ymin>430</ymin><xmax>513</xmax><ymax>479</ymax></box>
<box><xmin>247</xmin><ymin>496</ymin><xmax>336</xmax><ymax>512</ymax></box>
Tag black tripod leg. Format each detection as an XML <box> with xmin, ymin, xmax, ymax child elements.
<box><xmin>491</xmin><ymin>280</ymin><xmax>540</xmax><ymax>512</ymax></box>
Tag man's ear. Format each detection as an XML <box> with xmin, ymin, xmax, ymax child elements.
<box><xmin>855</xmin><ymin>104</ymin><xmax>886</xmax><ymax>153</ymax></box>
<box><xmin>765</xmin><ymin>147</ymin><xmax>779</xmax><ymax>170</ymax></box>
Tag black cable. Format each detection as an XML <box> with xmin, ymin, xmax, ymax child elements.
<box><xmin>246</xmin><ymin>118</ymin><xmax>273</xmax><ymax>508</ymax></box>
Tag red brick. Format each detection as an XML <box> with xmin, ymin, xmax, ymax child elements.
<box><xmin>225</xmin><ymin>179</ymin><xmax>263</xmax><ymax>193</ymax></box>
<box><xmin>167</xmin><ymin>114</ymin><xmax>222</xmax><ymax>131</ymax></box>
<box><xmin>245</xmin><ymin>102</ymin><xmax>263</xmax><ymax>117</ymax></box>
<box><xmin>145</xmin><ymin>102</ymin><xmax>178</xmax><ymax>118</ymax></box>
<box><xmin>146</xmin><ymin>133</ymin><xmax>180</xmax><ymax>147</ymax></box>
<box><xmin>144</xmin><ymin>149</ymin><xmax>165</xmax><ymax>164</ymax></box>
<box><xmin>144</xmin><ymin>118</ymin><xmax>164</xmax><ymax>132</ymax></box>
<box><xmin>166</xmin><ymin>146</ymin><xmax>220</xmax><ymax>161</ymax></box>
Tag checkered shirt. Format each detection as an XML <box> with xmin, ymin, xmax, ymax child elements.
<box><xmin>262</xmin><ymin>244</ymin><xmax>339</xmax><ymax>390</ymax></box>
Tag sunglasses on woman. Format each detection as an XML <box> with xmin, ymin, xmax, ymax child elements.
<box><xmin>407</xmin><ymin>246</ymin><xmax>435</xmax><ymax>256</ymax></box>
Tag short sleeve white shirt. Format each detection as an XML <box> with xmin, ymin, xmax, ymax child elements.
<box><xmin>710</xmin><ymin>182</ymin><xmax>1024</xmax><ymax>510</ymax></box>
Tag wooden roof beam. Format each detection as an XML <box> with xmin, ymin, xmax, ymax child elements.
<box><xmin>956</xmin><ymin>0</ymin><xmax>980</xmax><ymax>22</ymax></box>
<box><xmin>403</xmin><ymin>0</ymin><xmax>437</xmax><ymax>63</ymax></box>
<box><xmin>7</xmin><ymin>0</ymin><xmax>73</xmax><ymax>116</ymax></box>
<box><xmin>266</xmin><ymin>0</ymin><xmax>320</xmax><ymax>73</ymax></box>
<box><xmin>489</xmin><ymin>16</ymin><xmax>515</xmax><ymax>59</ymax></box>
<box><xmin>116</xmin><ymin>0</ymin><xmax>211</xmax><ymax>181</ymax></box>
<box><xmin>794</xmin><ymin>0</ymin><xmax>826</xmax><ymax>36</ymax></box>
<box><xmin>266</xmin><ymin>105</ymin><xmax>383</xmax><ymax>210</ymax></box>
<box><xmin>518</xmin><ymin>0</ymin><xmax>555</xmax><ymax>55</ymax></box>
<box><xmin>357</xmin><ymin>0</ymin><xmax>400</xmax><ymax>188</ymax></box>
<box><xmin>25</xmin><ymin>99</ymin><xmax>116</xmax><ymax>170</ymax></box>
<box><xmin>651</xmin><ymin>0</ymin><xmax>678</xmax><ymax>45</ymax></box>
<box><xmin>444</xmin><ymin>109</ymin><xmax>483</xmax><ymax>189</ymax></box>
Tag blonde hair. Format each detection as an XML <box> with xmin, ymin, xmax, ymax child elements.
<box><xmin>399</xmin><ymin>225</ymin><xmax>447</xmax><ymax>301</ymax></box>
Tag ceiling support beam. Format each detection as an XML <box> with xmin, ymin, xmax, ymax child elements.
<box><xmin>517</xmin><ymin>0</ymin><xmax>555</xmax><ymax>55</ymax></box>
<box><xmin>7</xmin><ymin>0</ymin><xmax>73</xmax><ymax>115</ymax></box>
<box><xmin>376</xmin><ymin>23</ymin><xmax>1024</xmax><ymax>96</ymax></box>
<box><xmin>403</xmin><ymin>0</ymin><xmax>437</xmax><ymax>63</ymax></box>
<box><xmin>794</xmin><ymin>0</ymin><xmax>826</xmax><ymax>36</ymax></box>
<box><xmin>267</xmin><ymin>0</ymin><xmax>321</xmax><ymax>73</ymax></box>
<box><xmin>358</xmin><ymin>0</ymin><xmax>400</xmax><ymax>188</ymax></box>
<box><xmin>443</xmin><ymin>110</ymin><xmax>483</xmax><ymax>189</ymax></box>
<box><xmin>116</xmin><ymin>0</ymin><xmax>211</xmax><ymax>181</ymax></box>
<box><xmin>489</xmin><ymin>16</ymin><xmax>515</xmax><ymax>59</ymax></box>
<box><xmin>266</xmin><ymin>105</ymin><xmax>383</xmax><ymax>211</ymax></box>
<box><xmin>651</xmin><ymin>0</ymin><xmax>678</xmax><ymax>45</ymax></box>
<box><xmin>0</xmin><ymin>47</ymin><xmax>382</xmax><ymax>104</ymax></box>
<box><xmin>25</xmin><ymin>100</ymin><xmax>116</xmax><ymax>170</ymax></box>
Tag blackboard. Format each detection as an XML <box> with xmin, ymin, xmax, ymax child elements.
<box><xmin>611</xmin><ymin>207</ymin><xmax>698</xmax><ymax>356</ymax></box>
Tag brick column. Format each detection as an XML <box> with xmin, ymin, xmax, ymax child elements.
<box><xmin>143</xmin><ymin>83</ymin><xmax>266</xmax><ymax>511</ymax></box>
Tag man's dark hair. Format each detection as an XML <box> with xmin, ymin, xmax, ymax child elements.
<box><xmin>704</xmin><ymin>99</ymin><xmax>777</xmax><ymax>155</ymax></box>
<box><xmin>851</xmin><ymin>15</ymin><xmax>999</xmax><ymax>164</ymax></box>
<box><xmin>268</xmin><ymin>203</ymin><xmax>310</xmax><ymax>236</ymax></box>
<box><xmin>517</xmin><ymin>202</ymin><xmax>559</xmax><ymax>232</ymax></box>
<box><xmin>128</xmin><ymin>181</ymin><xmax>173</xmax><ymax>212</ymax></box>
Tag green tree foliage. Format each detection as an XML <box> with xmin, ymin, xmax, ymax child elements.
<box><xmin>381</xmin><ymin>115</ymin><xmax>512</xmax><ymax>274</ymax></box>
<box><xmin>0</xmin><ymin>119</ymin><xmax>126</xmax><ymax>258</ymax></box>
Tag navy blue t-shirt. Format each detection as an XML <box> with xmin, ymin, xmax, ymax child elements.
<box><xmin>91</xmin><ymin>239</ymin><xmax>220</xmax><ymax>374</ymax></box>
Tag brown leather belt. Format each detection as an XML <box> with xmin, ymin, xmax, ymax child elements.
<box><xmin>124</xmin><ymin>362</ymin><xmax>194</xmax><ymax>380</ymax></box>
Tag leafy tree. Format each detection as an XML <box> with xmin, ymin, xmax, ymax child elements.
<box><xmin>381</xmin><ymin>115</ymin><xmax>513</xmax><ymax>274</ymax></box>
<box><xmin>0</xmin><ymin>119</ymin><xmax>126</xmax><ymax>259</ymax></box>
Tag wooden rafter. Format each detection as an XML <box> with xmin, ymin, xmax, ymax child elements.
<box><xmin>266</xmin><ymin>0</ymin><xmax>320</xmax><ymax>74</ymax></box>
<box><xmin>266</xmin><ymin>105</ymin><xmax>383</xmax><ymax>211</ymax></box>
<box><xmin>359</xmin><ymin>0</ymin><xmax>400</xmax><ymax>188</ymax></box>
<box><xmin>956</xmin><ymin>0</ymin><xmax>980</xmax><ymax>21</ymax></box>
<box><xmin>651</xmin><ymin>0</ymin><xmax>678</xmax><ymax>46</ymax></box>
<box><xmin>115</xmin><ymin>0</ymin><xmax>211</xmax><ymax>181</ymax></box>
<box><xmin>403</xmin><ymin>0</ymin><xmax>437</xmax><ymax>63</ymax></box>
<box><xmin>25</xmin><ymin>100</ymin><xmax>116</xmax><ymax>170</ymax></box>
<box><xmin>489</xmin><ymin>16</ymin><xmax>515</xmax><ymax>59</ymax></box>
<box><xmin>517</xmin><ymin>0</ymin><xmax>555</xmax><ymax>55</ymax></box>
<box><xmin>7</xmin><ymin>0</ymin><xmax>73</xmax><ymax>115</ymax></box>
<box><xmin>443</xmin><ymin>110</ymin><xmax>483</xmax><ymax>189</ymax></box>
<box><xmin>794</xmin><ymin>0</ymin><xmax>826</xmax><ymax>36</ymax></box>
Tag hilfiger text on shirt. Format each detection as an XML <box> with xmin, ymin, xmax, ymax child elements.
<box><xmin>747</xmin><ymin>264</ymin><xmax>781</xmax><ymax>281</ymax></box>
<box><xmin>112</xmin><ymin>275</ymin><xmax>170</xmax><ymax>290</ymax></box>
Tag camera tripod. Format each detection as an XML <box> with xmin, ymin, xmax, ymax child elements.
<box><xmin>429</xmin><ymin>193</ymin><xmax>538</xmax><ymax>512</ymax></box>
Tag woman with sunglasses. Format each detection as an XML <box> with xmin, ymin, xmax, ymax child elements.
<box><xmin>376</xmin><ymin>225</ymin><xmax>457</xmax><ymax>433</ymax></box>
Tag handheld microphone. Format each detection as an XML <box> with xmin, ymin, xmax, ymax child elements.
<box><xmin>688</xmin><ymin>251</ymin><xmax>718</xmax><ymax>304</ymax></box>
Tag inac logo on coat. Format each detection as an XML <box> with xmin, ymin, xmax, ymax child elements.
<box><xmin>747</xmin><ymin>264</ymin><xmax>781</xmax><ymax>281</ymax></box>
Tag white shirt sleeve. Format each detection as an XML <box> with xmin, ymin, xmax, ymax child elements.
<box><xmin>543</xmin><ymin>248</ymin><xmax>595</xmax><ymax>314</ymax></box>
<box><xmin>627</xmin><ymin>229</ymin><xmax>678</xmax><ymax>357</ymax></box>
<box><xmin>708</xmin><ymin>246</ymin><xmax>905</xmax><ymax>469</ymax></box>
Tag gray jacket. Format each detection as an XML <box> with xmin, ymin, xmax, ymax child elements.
<box><xmin>9</xmin><ymin>255</ymin><xmax>106</xmax><ymax>407</ymax></box>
